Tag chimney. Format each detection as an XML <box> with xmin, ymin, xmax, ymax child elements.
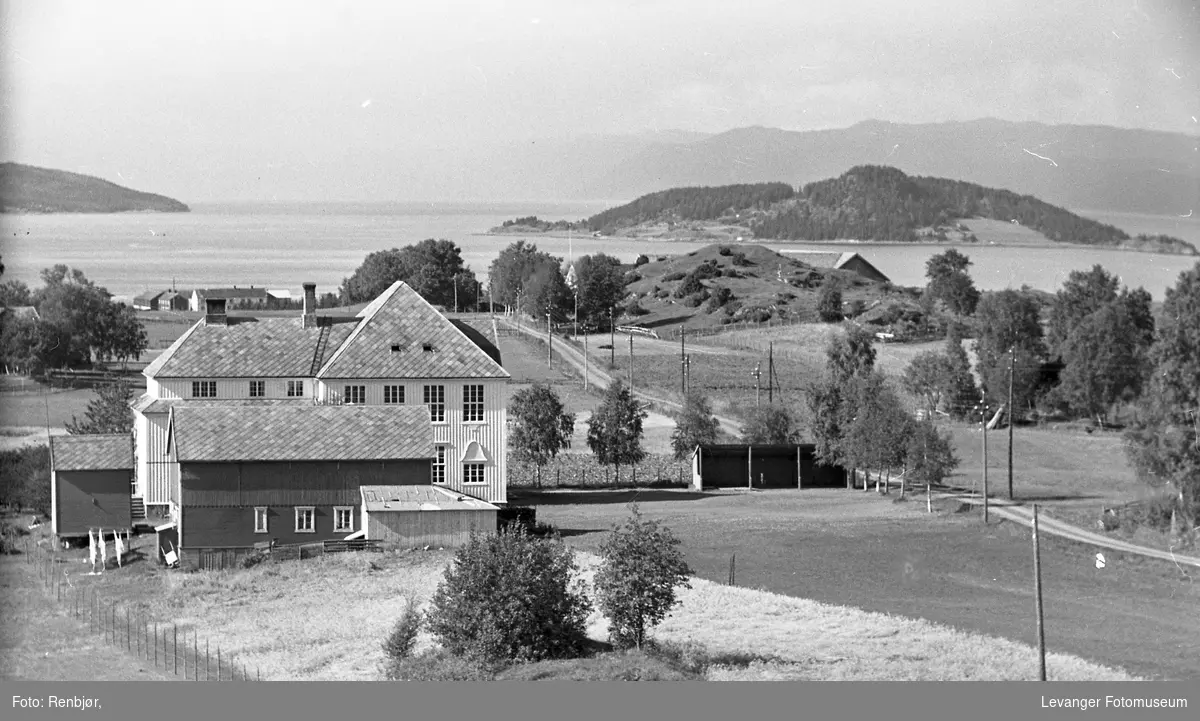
<box><xmin>302</xmin><ymin>282</ymin><xmax>317</xmax><ymax>328</ymax></box>
<box><xmin>205</xmin><ymin>297</ymin><xmax>227</xmax><ymax>326</ymax></box>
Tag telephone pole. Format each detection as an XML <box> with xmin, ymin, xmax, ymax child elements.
<box><xmin>546</xmin><ymin>311</ymin><xmax>552</xmax><ymax>368</ymax></box>
<box><xmin>978</xmin><ymin>394</ymin><xmax>990</xmax><ymax>524</ymax></box>
<box><xmin>1008</xmin><ymin>346</ymin><xmax>1015</xmax><ymax>499</ymax></box>
<box><xmin>768</xmin><ymin>342</ymin><xmax>775</xmax><ymax>404</ymax></box>
<box><xmin>752</xmin><ymin>363</ymin><xmax>762</xmax><ymax>409</ymax></box>
<box><xmin>583</xmin><ymin>333</ymin><xmax>589</xmax><ymax>390</ymax></box>
<box><xmin>680</xmin><ymin>325</ymin><xmax>687</xmax><ymax>396</ymax></box>
<box><xmin>609</xmin><ymin>307</ymin><xmax>615</xmax><ymax>366</ymax></box>
<box><xmin>454</xmin><ymin>277</ymin><xmax>458</xmax><ymax>313</ymax></box>
<box><xmin>1033</xmin><ymin>504</ymin><xmax>1047</xmax><ymax>681</ymax></box>
<box><xmin>628</xmin><ymin>333</ymin><xmax>634</xmax><ymax>390</ymax></box>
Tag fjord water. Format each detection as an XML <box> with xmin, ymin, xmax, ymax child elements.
<box><xmin>1</xmin><ymin>202</ymin><xmax>1197</xmax><ymax>302</ymax></box>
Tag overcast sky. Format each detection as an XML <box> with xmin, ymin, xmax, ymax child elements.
<box><xmin>2</xmin><ymin>0</ymin><xmax>1197</xmax><ymax>201</ymax></box>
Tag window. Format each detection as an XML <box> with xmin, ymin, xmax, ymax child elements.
<box><xmin>463</xmin><ymin>463</ymin><xmax>486</xmax><ymax>484</ymax></box>
<box><xmin>344</xmin><ymin>385</ymin><xmax>366</xmax><ymax>405</ymax></box>
<box><xmin>333</xmin><ymin>507</ymin><xmax>354</xmax><ymax>533</ymax></box>
<box><xmin>295</xmin><ymin>507</ymin><xmax>315</xmax><ymax>533</ymax></box>
<box><xmin>431</xmin><ymin>446</ymin><xmax>446</xmax><ymax>484</ymax></box>
<box><xmin>286</xmin><ymin>380</ymin><xmax>304</xmax><ymax>397</ymax></box>
<box><xmin>192</xmin><ymin>380</ymin><xmax>216</xmax><ymax>398</ymax></box>
<box><xmin>254</xmin><ymin>507</ymin><xmax>268</xmax><ymax>534</ymax></box>
<box><xmin>384</xmin><ymin>385</ymin><xmax>404</xmax><ymax>404</ymax></box>
<box><xmin>249</xmin><ymin>380</ymin><xmax>265</xmax><ymax>398</ymax></box>
<box><xmin>463</xmin><ymin>384</ymin><xmax>484</xmax><ymax>422</ymax></box>
<box><xmin>424</xmin><ymin>384</ymin><xmax>445</xmax><ymax>422</ymax></box>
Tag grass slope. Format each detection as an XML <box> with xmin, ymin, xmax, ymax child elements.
<box><xmin>1</xmin><ymin>162</ymin><xmax>189</xmax><ymax>213</ymax></box>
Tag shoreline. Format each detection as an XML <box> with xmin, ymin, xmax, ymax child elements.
<box><xmin>475</xmin><ymin>230</ymin><xmax>1199</xmax><ymax>257</ymax></box>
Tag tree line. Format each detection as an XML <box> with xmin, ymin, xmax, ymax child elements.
<box><xmin>587</xmin><ymin>183</ymin><xmax>796</xmax><ymax>233</ymax></box>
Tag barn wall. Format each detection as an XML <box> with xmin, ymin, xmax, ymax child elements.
<box><xmin>54</xmin><ymin>469</ymin><xmax>132</xmax><ymax>535</ymax></box>
<box><xmin>179</xmin><ymin>459</ymin><xmax>429</xmax><ymax>507</ymax></box>
<box><xmin>180</xmin><ymin>504</ymin><xmax>361</xmax><ymax>548</ymax></box>
<box><xmin>142</xmin><ymin>412</ymin><xmax>176</xmax><ymax>505</ymax></box>
<box><xmin>366</xmin><ymin>510</ymin><xmax>496</xmax><ymax>548</ymax></box>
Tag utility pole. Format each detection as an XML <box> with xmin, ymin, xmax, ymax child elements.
<box><xmin>1008</xmin><ymin>346</ymin><xmax>1015</xmax><ymax>500</ymax></box>
<box><xmin>1032</xmin><ymin>504</ymin><xmax>1047</xmax><ymax>682</ymax></box>
<box><xmin>583</xmin><ymin>333</ymin><xmax>589</xmax><ymax>390</ymax></box>
<box><xmin>546</xmin><ymin>311</ymin><xmax>552</xmax><ymax>368</ymax></box>
<box><xmin>680</xmin><ymin>325</ymin><xmax>687</xmax><ymax>396</ymax></box>
<box><xmin>768</xmin><ymin>342</ymin><xmax>775</xmax><ymax>404</ymax></box>
<box><xmin>628</xmin><ymin>333</ymin><xmax>634</xmax><ymax>391</ymax></box>
<box><xmin>979</xmin><ymin>394</ymin><xmax>990</xmax><ymax>524</ymax></box>
<box><xmin>454</xmin><ymin>277</ymin><xmax>458</xmax><ymax>313</ymax></box>
<box><xmin>574</xmin><ymin>292</ymin><xmax>578</xmax><ymax>338</ymax></box>
<box><xmin>685</xmin><ymin>355</ymin><xmax>691</xmax><ymax>393</ymax></box>
<box><xmin>752</xmin><ymin>363</ymin><xmax>762</xmax><ymax>409</ymax></box>
<box><xmin>609</xmin><ymin>307</ymin><xmax>615</xmax><ymax>366</ymax></box>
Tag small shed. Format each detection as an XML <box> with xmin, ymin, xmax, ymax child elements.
<box><xmin>691</xmin><ymin>444</ymin><xmax>847</xmax><ymax>490</ymax></box>
<box><xmin>361</xmin><ymin>485</ymin><xmax>498</xmax><ymax>548</ymax></box>
<box><xmin>133</xmin><ymin>291</ymin><xmax>164</xmax><ymax>310</ymax></box>
<box><xmin>159</xmin><ymin>291</ymin><xmax>190</xmax><ymax>311</ymax></box>
<box><xmin>50</xmin><ymin>434</ymin><xmax>134</xmax><ymax>543</ymax></box>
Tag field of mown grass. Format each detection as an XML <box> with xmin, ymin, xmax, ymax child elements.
<box><xmin>7</xmin><ymin>516</ymin><xmax>1142</xmax><ymax>682</ymax></box>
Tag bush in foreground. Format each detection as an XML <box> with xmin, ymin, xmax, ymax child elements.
<box><xmin>595</xmin><ymin>506</ymin><xmax>692</xmax><ymax>650</ymax></box>
<box><xmin>381</xmin><ymin>596</ymin><xmax>424</xmax><ymax>677</ymax></box>
<box><xmin>425</xmin><ymin>528</ymin><xmax>591</xmax><ymax>669</ymax></box>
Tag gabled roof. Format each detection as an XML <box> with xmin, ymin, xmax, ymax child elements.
<box><xmin>317</xmin><ymin>282</ymin><xmax>509</xmax><ymax>380</ymax></box>
<box><xmin>780</xmin><ymin>250</ymin><xmax>889</xmax><ymax>281</ymax></box>
<box><xmin>133</xmin><ymin>291</ymin><xmax>164</xmax><ymax>304</ymax></box>
<box><xmin>196</xmin><ymin>287</ymin><xmax>270</xmax><ymax>300</ymax></box>
<box><xmin>144</xmin><ymin>316</ymin><xmax>357</xmax><ymax>379</ymax></box>
<box><xmin>169</xmin><ymin>404</ymin><xmax>434</xmax><ymax>463</ymax></box>
<box><xmin>51</xmin><ymin>434</ymin><xmax>133</xmax><ymax>471</ymax></box>
<box><xmin>361</xmin><ymin>485</ymin><xmax>498</xmax><ymax>512</ymax></box>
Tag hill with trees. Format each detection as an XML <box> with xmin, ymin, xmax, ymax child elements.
<box><xmin>587</xmin><ymin>183</ymin><xmax>794</xmax><ymax>233</ymax></box>
<box><xmin>0</xmin><ymin>162</ymin><xmax>190</xmax><ymax>213</ymax></box>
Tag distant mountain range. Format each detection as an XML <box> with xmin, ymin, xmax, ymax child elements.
<box><xmin>0</xmin><ymin>163</ymin><xmax>190</xmax><ymax>213</ymax></box>
<box><xmin>480</xmin><ymin>119</ymin><xmax>1198</xmax><ymax>217</ymax></box>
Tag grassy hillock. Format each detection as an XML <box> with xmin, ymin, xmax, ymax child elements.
<box><xmin>0</xmin><ymin>162</ymin><xmax>189</xmax><ymax>213</ymax></box>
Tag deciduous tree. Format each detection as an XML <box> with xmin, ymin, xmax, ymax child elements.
<box><xmin>670</xmin><ymin>392</ymin><xmax>720</xmax><ymax>460</ymax></box>
<box><xmin>509</xmin><ymin>383</ymin><xmax>576</xmax><ymax>486</ymax></box>
<box><xmin>905</xmin><ymin>419</ymin><xmax>959</xmax><ymax>504</ymax></box>
<box><xmin>816</xmin><ymin>278</ymin><xmax>843</xmax><ymax>323</ymax></box>
<box><xmin>594</xmin><ymin>506</ymin><xmax>692</xmax><ymax>650</ymax></box>
<box><xmin>1056</xmin><ymin>304</ymin><xmax>1146</xmax><ymax>426</ymax></box>
<box><xmin>575</xmin><ymin>253</ymin><xmax>626</xmax><ymax>326</ymax></box>
<box><xmin>586</xmin><ymin>381</ymin><xmax>647</xmax><ymax>484</ymax></box>
<box><xmin>924</xmin><ymin>249</ymin><xmax>980</xmax><ymax>316</ymax></box>
<box><xmin>340</xmin><ymin>239</ymin><xmax>475</xmax><ymax>306</ymax></box>
<box><xmin>66</xmin><ymin>380</ymin><xmax>135</xmax><ymax>435</ymax></box>
<box><xmin>739</xmin><ymin>404</ymin><xmax>801</xmax><ymax>446</ymax></box>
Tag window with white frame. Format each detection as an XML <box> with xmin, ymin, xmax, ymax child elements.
<box><xmin>463</xmin><ymin>463</ymin><xmax>485</xmax><ymax>484</ymax></box>
<box><xmin>333</xmin><ymin>507</ymin><xmax>354</xmax><ymax>533</ymax></box>
<box><xmin>424</xmin><ymin>384</ymin><xmax>445</xmax><ymax>422</ymax></box>
<box><xmin>295</xmin><ymin>507</ymin><xmax>315</xmax><ymax>533</ymax></box>
<box><xmin>343</xmin><ymin>385</ymin><xmax>366</xmax><ymax>405</ymax></box>
<box><xmin>384</xmin><ymin>385</ymin><xmax>404</xmax><ymax>404</ymax></box>
<box><xmin>431</xmin><ymin>446</ymin><xmax>446</xmax><ymax>484</ymax></box>
<box><xmin>463</xmin><ymin>384</ymin><xmax>484</xmax><ymax>422</ymax></box>
<box><xmin>286</xmin><ymin>380</ymin><xmax>304</xmax><ymax>397</ymax></box>
<box><xmin>249</xmin><ymin>380</ymin><xmax>265</xmax><ymax>398</ymax></box>
<box><xmin>254</xmin><ymin>507</ymin><xmax>268</xmax><ymax>534</ymax></box>
<box><xmin>192</xmin><ymin>380</ymin><xmax>216</xmax><ymax>398</ymax></box>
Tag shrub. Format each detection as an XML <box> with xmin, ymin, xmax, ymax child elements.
<box><xmin>846</xmin><ymin>299</ymin><xmax>866</xmax><ymax>317</ymax></box>
<box><xmin>0</xmin><ymin>446</ymin><xmax>50</xmax><ymax>515</ymax></box>
<box><xmin>706</xmin><ymin>286</ymin><xmax>734</xmax><ymax>312</ymax></box>
<box><xmin>625</xmin><ymin>298</ymin><xmax>649</xmax><ymax>316</ymax></box>
<box><xmin>594</xmin><ymin>505</ymin><xmax>692</xmax><ymax>650</ymax></box>
<box><xmin>623</xmin><ymin>271</ymin><xmax>642</xmax><ymax>284</ymax></box>
<box><xmin>717</xmin><ymin>246</ymin><xmax>733</xmax><ymax>256</ymax></box>
<box><xmin>654</xmin><ymin>289</ymin><xmax>670</xmax><ymax>299</ymax></box>
<box><xmin>635</xmin><ymin>254</ymin><xmax>650</xmax><ymax>266</ymax></box>
<box><xmin>683</xmin><ymin>293</ymin><xmax>704</xmax><ymax>308</ymax></box>
<box><xmin>731</xmin><ymin>252</ymin><xmax>751</xmax><ymax>267</ymax></box>
<box><xmin>239</xmin><ymin>550</ymin><xmax>269</xmax><ymax>569</ymax></box>
<box><xmin>662</xmin><ymin>271</ymin><xmax>686</xmax><ymax>282</ymax></box>
<box><xmin>385</xmin><ymin>648</ymin><xmax>493</xmax><ymax>681</ymax></box>
<box><xmin>426</xmin><ymin>528</ymin><xmax>591</xmax><ymax>669</ymax></box>
<box><xmin>381</xmin><ymin>596</ymin><xmax>424</xmax><ymax>673</ymax></box>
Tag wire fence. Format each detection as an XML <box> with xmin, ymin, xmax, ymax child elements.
<box><xmin>26</xmin><ymin>541</ymin><xmax>263</xmax><ymax>682</ymax></box>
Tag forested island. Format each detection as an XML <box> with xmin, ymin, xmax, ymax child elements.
<box><xmin>490</xmin><ymin>167</ymin><xmax>1197</xmax><ymax>255</ymax></box>
<box><xmin>0</xmin><ymin>162</ymin><xmax>190</xmax><ymax>213</ymax></box>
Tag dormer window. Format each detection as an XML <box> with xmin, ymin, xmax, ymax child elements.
<box><xmin>391</xmin><ymin>344</ymin><xmax>402</xmax><ymax>352</ymax></box>
<box><xmin>422</xmin><ymin>343</ymin><xmax>434</xmax><ymax>353</ymax></box>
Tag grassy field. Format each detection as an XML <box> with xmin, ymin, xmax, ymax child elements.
<box><xmin>5</xmin><ymin>509</ymin><xmax>1141</xmax><ymax>682</ymax></box>
<box><xmin>521</xmin><ymin>488</ymin><xmax>1200</xmax><ymax>682</ymax></box>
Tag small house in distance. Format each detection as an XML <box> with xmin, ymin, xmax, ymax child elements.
<box><xmin>361</xmin><ymin>485</ymin><xmax>498</xmax><ymax>548</ymax></box>
<box><xmin>189</xmin><ymin>287</ymin><xmax>270</xmax><ymax>311</ymax></box>
<box><xmin>691</xmin><ymin>444</ymin><xmax>847</xmax><ymax>491</ymax></box>
<box><xmin>779</xmin><ymin>251</ymin><xmax>890</xmax><ymax>284</ymax></box>
<box><xmin>50</xmin><ymin>434</ymin><xmax>134</xmax><ymax>547</ymax></box>
<box><xmin>133</xmin><ymin>291</ymin><xmax>164</xmax><ymax>310</ymax></box>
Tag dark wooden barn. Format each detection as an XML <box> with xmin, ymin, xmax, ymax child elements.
<box><xmin>691</xmin><ymin>444</ymin><xmax>847</xmax><ymax>490</ymax></box>
<box><xmin>166</xmin><ymin>404</ymin><xmax>435</xmax><ymax>569</ymax></box>
<box><xmin>50</xmin><ymin>434</ymin><xmax>134</xmax><ymax>545</ymax></box>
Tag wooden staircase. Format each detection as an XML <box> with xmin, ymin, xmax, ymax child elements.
<box><xmin>130</xmin><ymin>496</ymin><xmax>146</xmax><ymax>523</ymax></box>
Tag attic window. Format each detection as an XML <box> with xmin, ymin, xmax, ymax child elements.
<box><xmin>422</xmin><ymin>343</ymin><xmax>435</xmax><ymax>353</ymax></box>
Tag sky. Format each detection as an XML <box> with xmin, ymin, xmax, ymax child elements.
<box><xmin>2</xmin><ymin>0</ymin><xmax>1197</xmax><ymax>202</ymax></box>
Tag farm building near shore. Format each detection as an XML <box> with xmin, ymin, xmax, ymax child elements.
<box><xmin>779</xmin><ymin>251</ymin><xmax>890</xmax><ymax>283</ymax></box>
<box><xmin>164</xmin><ymin>403</ymin><xmax>442</xmax><ymax>569</ymax></box>
<box><xmin>361</xmin><ymin>485</ymin><xmax>498</xmax><ymax>548</ymax></box>
<box><xmin>691</xmin><ymin>444</ymin><xmax>847</xmax><ymax>490</ymax></box>
<box><xmin>50</xmin><ymin>434</ymin><xmax>134</xmax><ymax>543</ymax></box>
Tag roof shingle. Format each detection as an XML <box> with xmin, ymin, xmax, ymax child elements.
<box><xmin>318</xmin><ymin>283</ymin><xmax>509</xmax><ymax>380</ymax></box>
<box><xmin>170</xmin><ymin>404</ymin><xmax>434</xmax><ymax>463</ymax></box>
<box><xmin>146</xmin><ymin>316</ymin><xmax>357</xmax><ymax>378</ymax></box>
<box><xmin>51</xmin><ymin>434</ymin><xmax>133</xmax><ymax>471</ymax></box>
